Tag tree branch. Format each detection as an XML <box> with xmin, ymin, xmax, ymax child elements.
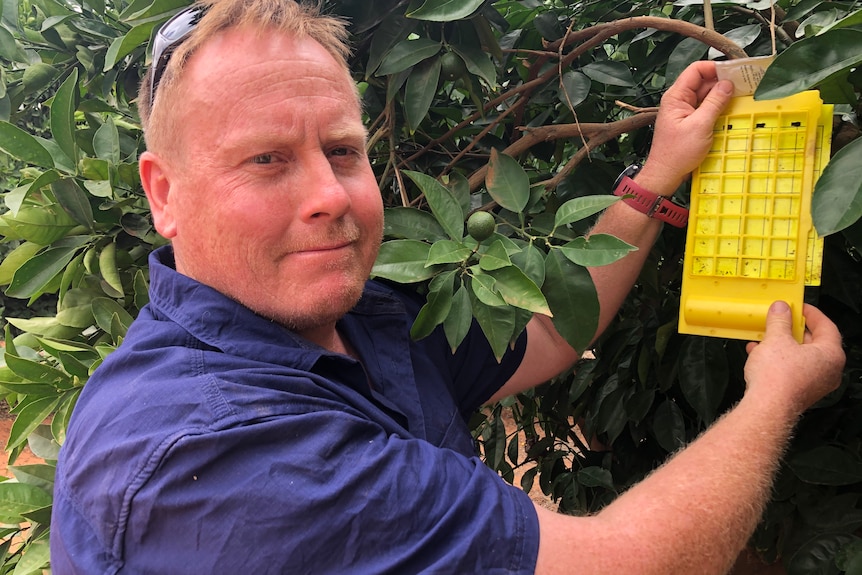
<box><xmin>467</xmin><ymin>111</ymin><xmax>659</xmax><ymax>192</ymax></box>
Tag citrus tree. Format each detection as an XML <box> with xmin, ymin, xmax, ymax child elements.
<box><xmin>0</xmin><ymin>0</ymin><xmax>860</xmax><ymax>572</ymax></box>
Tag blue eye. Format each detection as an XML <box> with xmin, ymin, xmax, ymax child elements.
<box><xmin>252</xmin><ymin>154</ymin><xmax>274</xmax><ymax>164</ymax></box>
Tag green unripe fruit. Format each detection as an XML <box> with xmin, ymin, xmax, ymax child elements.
<box><xmin>440</xmin><ymin>51</ymin><xmax>467</xmax><ymax>82</ymax></box>
<box><xmin>467</xmin><ymin>211</ymin><xmax>496</xmax><ymax>241</ymax></box>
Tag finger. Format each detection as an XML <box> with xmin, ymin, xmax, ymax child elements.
<box><xmin>762</xmin><ymin>300</ymin><xmax>794</xmax><ymax>341</ymax></box>
<box><xmin>745</xmin><ymin>341</ymin><xmax>758</xmax><ymax>355</ymax></box>
<box><xmin>801</xmin><ymin>304</ymin><xmax>842</xmax><ymax>346</ymax></box>
<box><xmin>692</xmin><ymin>80</ymin><xmax>734</xmax><ymax>119</ymax></box>
<box><xmin>672</xmin><ymin>61</ymin><xmax>719</xmax><ymax>91</ymax></box>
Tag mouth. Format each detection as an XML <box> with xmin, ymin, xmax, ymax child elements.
<box><xmin>287</xmin><ymin>235</ymin><xmax>359</xmax><ymax>257</ymax></box>
<box><xmin>299</xmin><ymin>241</ymin><xmax>353</xmax><ymax>254</ymax></box>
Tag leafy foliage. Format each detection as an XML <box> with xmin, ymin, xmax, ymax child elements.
<box><xmin>0</xmin><ymin>0</ymin><xmax>860</xmax><ymax>572</ymax></box>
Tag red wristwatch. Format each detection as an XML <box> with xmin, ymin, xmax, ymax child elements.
<box><xmin>613</xmin><ymin>174</ymin><xmax>689</xmax><ymax>228</ymax></box>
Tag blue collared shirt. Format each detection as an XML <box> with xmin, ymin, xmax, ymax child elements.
<box><xmin>51</xmin><ymin>246</ymin><xmax>539</xmax><ymax>574</ymax></box>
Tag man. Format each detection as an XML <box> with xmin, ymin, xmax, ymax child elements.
<box><xmin>50</xmin><ymin>0</ymin><xmax>845</xmax><ymax>573</ymax></box>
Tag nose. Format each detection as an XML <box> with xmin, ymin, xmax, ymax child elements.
<box><xmin>297</xmin><ymin>154</ymin><xmax>352</xmax><ymax>222</ymax></box>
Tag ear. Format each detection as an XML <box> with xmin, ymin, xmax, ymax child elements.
<box><xmin>139</xmin><ymin>151</ymin><xmax>178</xmax><ymax>239</ymax></box>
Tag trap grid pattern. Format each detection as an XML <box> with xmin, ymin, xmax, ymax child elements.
<box><xmin>690</xmin><ymin>110</ymin><xmax>814</xmax><ymax>282</ymax></box>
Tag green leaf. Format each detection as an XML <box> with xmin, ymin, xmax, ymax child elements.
<box><xmin>0</xmin><ymin>243</ymin><xmax>42</xmax><ymax>286</ymax></box>
<box><xmin>469</xmin><ymin>269</ymin><xmax>506</xmax><ymax>307</ymax></box>
<box><xmin>812</xmin><ymin>136</ymin><xmax>862</xmax><ymax>235</ymax></box>
<box><xmin>470</xmin><ymin>294</ymin><xmax>516</xmax><ymax>361</ymax></box>
<box><xmin>22</xmin><ymin>63</ymin><xmax>58</xmax><ymax>94</ymax></box>
<box><xmin>443</xmin><ymin>285</ymin><xmax>472</xmax><ymax>352</ymax></box>
<box><xmin>678</xmin><ymin>337</ymin><xmax>728</xmax><ymax>424</ymax></box>
<box><xmin>27</xmin><ymin>424</ymin><xmax>60</xmax><ymax>461</ymax></box>
<box><xmin>365</xmin><ymin>13</ymin><xmax>416</xmax><ymax>78</ymax></box>
<box><xmin>652</xmin><ymin>398</ymin><xmax>686</xmax><ymax>453</ymax></box>
<box><xmin>790</xmin><ymin>446</ymin><xmax>862</xmax><ymax>485</ymax></box>
<box><xmin>407</xmin><ymin>0</ymin><xmax>484</xmax><ymax>22</ymax></box>
<box><xmin>7</xmin><ymin>395</ymin><xmax>62</xmax><ymax>451</ymax></box>
<box><xmin>411</xmin><ymin>270</ymin><xmax>455</xmax><ymax>339</ymax></box>
<box><xmin>559</xmin><ymin>71</ymin><xmax>592</xmax><ymax>109</ymax></box>
<box><xmin>554</xmin><ymin>195</ymin><xmax>619</xmax><ymax>229</ymax></box>
<box><xmin>510</xmin><ymin>242</ymin><xmax>545</xmax><ymax>287</ymax></box>
<box><xmin>818</xmin><ymin>8</ymin><xmax>862</xmax><ymax>34</ymax></box>
<box><xmin>5</xmin><ymin>317</ymin><xmax>81</xmax><ymax>340</ymax></box>
<box><xmin>384</xmin><ymin>207</ymin><xmax>448</xmax><ymax>242</ymax></box>
<box><xmin>787</xmin><ymin>533</ymin><xmax>859</xmax><ymax>575</ymax></box>
<box><xmin>57</xmin><ymin>288</ymin><xmax>99</xmax><ymax>328</ymax></box>
<box><xmin>478</xmin><ymin>240</ymin><xmax>511</xmax><ymax>271</ymax></box>
<box><xmin>666</xmin><ymin>37</ymin><xmax>709</xmax><ymax>84</ymax></box>
<box><xmin>0</xmin><ymin>482</ymin><xmax>52</xmax><ymax>524</ymax></box>
<box><xmin>452</xmin><ymin>44</ymin><xmax>496</xmax><ymax>87</ymax></box>
<box><xmin>91</xmin><ymin>297</ymin><xmax>135</xmax><ymax>335</ymax></box>
<box><xmin>577</xmin><ymin>466</ymin><xmax>614</xmax><ymax>490</ymax></box>
<box><xmin>99</xmin><ymin>241</ymin><xmax>124</xmax><ymax>296</ymax></box>
<box><xmin>2</xmin><ymin>204</ymin><xmax>77</xmax><ymax>245</ymax></box>
<box><xmin>51</xmin><ymin>178</ymin><xmax>95</xmax><ymax>230</ymax></box>
<box><xmin>444</xmin><ymin>171</ymin><xmax>471</xmax><ymax>217</ymax></box>
<box><xmin>405</xmin><ymin>56</ymin><xmax>441</xmax><ymax>133</ymax></box>
<box><xmin>16</xmin><ymin>170</ymin><xmax>63</xmax><ymax>215</ymax></box>
<box><xmin>486</xmin><ymin>149</ymin><xmax>530</xmax><ymax>213</ymax></box>
<box><xmin>93</xmin><ymin>116</ymin><xmax>120</xmax><ymax>164</ymax></box>
<box><xmin>542</xmin><ymin>250</ymin><xmax>598</xmax><ymax>353</ymax></box>
<box><xmin>376</xmin><ymin>38</ymin><xmax>440</xmax><ymax>76</ymax></box>
<box><xmin>0</xmin><ymin>25</ymin><xmax>25</xmax><ymax>63</ymax></box>
<box><xmin>121</xmin><ymin>0</ymin><xmax>190</xmax><ymax>21</ymax></box>
<box><xmin>0</xmin><ymin>122</ymin><xmax>55</xmax><ymax>168</ymax></box>
<box><xmin>6</xmin><ymin>243</ymin><xmax>83</xmax><ymax>298</ymax></box>
<box><xmin>755</xmin><ymin>29</ymin><xmax>862</xmax><ymax>100</ymax></box>
<box><xmin>487</xmin><ymin>265</ymin><xmax>552</xmax><ymax>316</ymax></box>
<box><xmin>426</xmin><ymin>239</ymin><xmax>472</xmax><ymax>265</ymax></box>
<box><xmin>50</xmin><ymin>68</ymin><xmax>78</xmax><ymax>165</ymax></box>
<box><xmin>4</xmin><ymin>354</ymin><xmax>70</xmax><ymax>388</ymax></box>
<box><xmin>581</xmin><ymin>61</ymin><xmax>634</xmax><ymax>87</ymax></box>
<box><xmin>133</xmin><ymin>269</ymin><xmax>150</xmax><ymax>310</ymax></box>
<box><xmin>708</xmin><ymin>23</ymin><xmax>761</xmax><ymax>59</ymax></box>
<box><xmin>104</xmin><ymin>23</ymin><xmax>155</xmax><ymax>71</ymax></box>
<box><xmin>558</xmin><ymin>234</ymin><xmax>637</xmax><ymax>267</ymax></box>
<box><xmin>403</xmin><ymin>171</ymin><xmax>464</xmax><ymax>241</ymax></box>
<box><xmin>372</xmin><ymin>239</ymin><xmax>436</xmax><ymax>282</ymax></box>
<box><xmin>10</xmin><ymin>464</ymin><xmax>56</xmax><ymax>493</ymax></box>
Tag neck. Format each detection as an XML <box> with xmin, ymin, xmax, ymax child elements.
<box><xmin>299</xmin><ymin>325</ymin><xmax>356</xmax><ymax>358</ymax></box>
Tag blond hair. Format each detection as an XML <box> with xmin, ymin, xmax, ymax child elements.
<box><xmin>138</xmin><ymin>0</ymin><xmax>352</xmax><ymax>153</ymax></box>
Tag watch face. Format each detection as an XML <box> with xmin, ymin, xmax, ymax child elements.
<box><xmin>613</xmin><ymin>163</ymin><xmax>643</xmax><ymax>189</ymax></box>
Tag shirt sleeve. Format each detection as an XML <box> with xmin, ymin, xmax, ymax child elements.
<box><xmin>387</xmin><ymin>280</ymin><xmax>529</xmax><ymax>413</ymax></box>
<box><xmin>120</xmin><ymin>409</ymin><xmax>540</xmax><ymax>574</ymax></box>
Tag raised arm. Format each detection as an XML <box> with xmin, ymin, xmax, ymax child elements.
<box><xmin>497</xmin><ymin>62</ymin><xmax>735</xmax><ymax>398</ymax></box>
<box><xmin>534</xmin><ymin>302</ymin><xmax>845</xmax><ymax>574</ymax></box>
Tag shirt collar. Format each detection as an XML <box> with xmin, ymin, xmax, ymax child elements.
<box><xmin>146</xmin><ymin>246</ymin><xmax>404</xmax><ymax>369</ymax></box>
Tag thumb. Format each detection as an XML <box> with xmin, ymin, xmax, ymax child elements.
<box><xmin>763</xmin><ymin>300</ymin><xmax>794</xmax><ymax>340</ymax></box>
<box><xmin>697</xmin><ymin>79</ymin><xmax>734</xmax><ymax>117</ymax></box>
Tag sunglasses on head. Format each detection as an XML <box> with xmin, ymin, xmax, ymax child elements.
<box><xmin>149</xmin><ymin>5</ymin><xmax>207</xmax><ymax>110</ymax></box>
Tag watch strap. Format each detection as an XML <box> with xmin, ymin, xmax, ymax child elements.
<box><xmin>613</xmin><ymin>176</ymin><xmax>689</xmax><ymax>228</ymax></box>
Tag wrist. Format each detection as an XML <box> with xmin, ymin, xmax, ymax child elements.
<box><xmin>612</xmin><ymin>167</ymin><xmax>689</xmax><ymax>228</ymax></box>
<box><xmin>634</xmin><ymin>162</ymin><xmax>683</xmax><ymax>197</ymax></box>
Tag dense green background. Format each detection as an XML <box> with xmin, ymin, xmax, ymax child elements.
<box><xmin>0</xmin><ymin>0</ymin><xmax>861</xmax><ymax>572</ymax></box>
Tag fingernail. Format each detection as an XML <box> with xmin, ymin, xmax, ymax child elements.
<box><xmin>717</xmin><ymin>80</ymin><xmax>734</xmax><ymax>95</ymax></box>
<box><xmin>770</xmin><ymin>300</ymin><xmax>790</xmax><ymax>314</ymax></box>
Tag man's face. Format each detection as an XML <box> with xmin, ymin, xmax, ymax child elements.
<box><xmin>147</xmin><ymin>27</ymin><xmax>383</xmax><ymax>340</ymax></box>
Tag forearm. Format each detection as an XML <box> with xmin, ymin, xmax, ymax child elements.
<box><xmin>585</xmin><ymin>182</ymin><xmax>666</xmax><ymax>343</ymax></box>
<box><xmin>536</xmin><ymin>394</ymin><xmax>797</xmax><ymax>574</ymax></box>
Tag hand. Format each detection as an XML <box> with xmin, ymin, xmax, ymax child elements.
<box><xmin>744</xmin><ymin>301</ymin><xmax>845</xmax><ymax>417</ymax></box>
<box><xmin>637</xmin><ymin>61</ymin><xmax>734</xmax><ymax>196</ymax></box>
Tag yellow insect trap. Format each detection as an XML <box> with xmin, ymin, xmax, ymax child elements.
<box><xmin>679</xmin><ymin>91</ymin><xmax>833</xmax><ymax>343</ymax></box>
